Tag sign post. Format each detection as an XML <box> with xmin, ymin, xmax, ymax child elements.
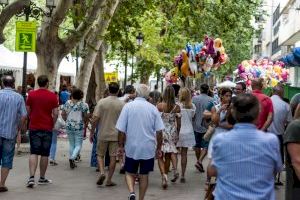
<box><xmin>15</xmin><ymin>20</ymin><xmax>37</xmax><ymax>100</ymax></box>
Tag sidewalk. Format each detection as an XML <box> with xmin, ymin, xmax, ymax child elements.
<box><xmin>2</xmin><ymin>139</ymin><xmax>285</xmax><ymax>200</ymax></box>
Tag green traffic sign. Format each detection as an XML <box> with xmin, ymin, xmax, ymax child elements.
<box><xmin>15</xmin><ymin>21</ymin><xmax>37</xmax><ymax>52</ymax></box>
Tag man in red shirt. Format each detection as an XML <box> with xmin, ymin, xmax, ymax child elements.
<box><xmin>26</xmin><ymin>75</ymin><xmax>59</xmax><ymax>188</ymax></box>
<box><xmin>251</xmin><ymin>78</ymin><xmax>273</xmax><ymax>131</ymax></box>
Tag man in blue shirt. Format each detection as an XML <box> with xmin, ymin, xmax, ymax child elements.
<box><xmin>116</xmin><ymin>84</ymin><xmax>164</xmax><ymax>200</ymax></box>
<box><xmin>208</xmin><ymin>93</ymin><xmax>282</xmax><ymax>200</ymax></box>
<box><xmin>59</xmin><ymin>85</ymin><xmax>70</xmax><ymax>105</ymax></box>
<box><xmin>0</xmin><ymin>76</ymin><xmax>27</xmax><ymax>192</ymax></box>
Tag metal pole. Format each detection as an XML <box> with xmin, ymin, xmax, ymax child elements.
<box><xmin>124</xmin><ymin>48</ymin><xmax>128</xmax><ymax>89</ymax></box>
<box><xmin>131</xmin><ymin>54</ymin><xmax>134</xmax><ymax>85</ymax></box>
<box><xmin>22</xmin><ymin>9</ymin><xmax>30</xmax><ymax>100</ymax></box>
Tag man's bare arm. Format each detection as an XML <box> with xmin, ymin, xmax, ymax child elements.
<box><xmin>52</xmin><ymin>108</ymin><xmax>58</xmax><ymax>125</ymax></box>
<box><xmin>118</xmin><ymin>131</ymin><xmax>126</xmax><ymax>148</ymax></box>
<box><xmin>156</xmin><ymin>130</ymin><xmax>163</xmax><ymax>150</ymax></box>
<box><xmin>207</xmin><ymin>159</ymin><xmax>217</xmax><ymax>177</ymax></box>
<box><xmin>261</xmin><ymin>112</ymin><xmax>273</xmax><ymax>132</ymax></box>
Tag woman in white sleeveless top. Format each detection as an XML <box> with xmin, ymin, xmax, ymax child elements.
<box><xmin>177</xmin><ymin>88</ymin><xmax>196</xmax><ymax>183</ymax></box>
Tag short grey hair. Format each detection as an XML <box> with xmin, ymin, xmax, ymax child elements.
<box><xmin>136</xmin><ymin>84</ymin><xmax>150</xmax><ymax>99</ymax></box>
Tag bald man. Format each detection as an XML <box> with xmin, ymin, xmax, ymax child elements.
<box><xmin>268</xmin><ymin>85</ymin><xmax>292</xmax><ymax>185</ymax></box>
<box><xmin>251</xmin><ymin>78</ymin><xmax>273</xmax><ymax>131</ymax></box>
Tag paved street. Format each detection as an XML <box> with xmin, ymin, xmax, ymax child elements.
<box><xmin>1</xmin><ymin>139</ymin><xmax>285</xmax><ymax>200</ymax></box>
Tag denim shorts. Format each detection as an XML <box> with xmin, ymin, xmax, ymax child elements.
<box><xmin>194</xmin><ymin>131</ymin><xmax>209</xmax><ymax>149</ymax></box>
<box><xmin>29</xmin><ymin>130</ymin><xmax>53</xmax><ymax>157</ymax></box>
<box><xmin>124</xmin><ymin>156</ymin><xmax>154</xmax><ymax>175</ymax></box>
<box><xmin>0</xmin><ymin>137</ymin><xmax>16</xmax><ymax>169</ymax></box>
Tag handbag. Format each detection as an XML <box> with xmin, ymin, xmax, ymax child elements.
<box><xmin>204</xmin><ymin>183</ymin><xmax>216</xmax><ymax>200</ymax></box>
<box><xmin>203</xmin><ymin>125</ymin><xmax>215</xmax><ymax>141</ymax></box>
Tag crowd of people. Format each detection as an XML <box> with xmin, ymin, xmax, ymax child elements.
<box><xmin>0</xmin><ymin>74</ymin><xmax>300</xmax><ymax>200</ymax></box>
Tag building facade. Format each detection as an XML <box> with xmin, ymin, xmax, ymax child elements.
<box><xmin>253</xmin><ymin>0</ymin><xmax>300</xmax><ymax>87</ymax></box>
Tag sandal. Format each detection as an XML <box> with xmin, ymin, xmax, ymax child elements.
<box><xmin>180</xmin><ymin>177</ymin><xmax>186</xmax><ymax>183</ymax></box>
<box><xmin>162</xmin><ymin>174</ymin><xmax>168</xmax><ymax>189</ymax></box>
<box><xmin>96</xmin><ymin>174</ymin><xmax>106</xmax><ymax>185</ymax></box>
<box><xmin>0</xmin><ymin>186</ymin><xmax>8</xmax><ymax>192</ymax></box>
<box><xmin>195</xmin><ymin>162</ymin><xmax>205</xmax><ymax>173</ymax></box>
<box><xmin>105</xmin><ymin>182</ymin><xmax>117</xmax><ymax>187</ymax></box>
<box><xmin>171</xmin><ymin>172</ymin><xmax>179</xmax><ymax>183</ymax></box>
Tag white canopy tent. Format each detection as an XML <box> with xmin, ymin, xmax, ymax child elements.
<box><xmin>216</xmin><ymin>80</ymin><xmax>237</xmax><ymax>88</ymax></box>
<box><xmin>0</xmin><ymin>45</ymin><xmax>77</xmax><ymax>90</ymax></box>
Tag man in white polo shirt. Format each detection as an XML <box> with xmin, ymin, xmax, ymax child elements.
<box><xmin>116</xmin><ymin>84</ymin><xmax>164</xmax><ymax>200</ymax></box>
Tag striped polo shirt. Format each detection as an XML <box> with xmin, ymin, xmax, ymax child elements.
<box><xmin>211</xmin><ymin>123</ymin><xmax>282</xmax><ymax>200</ymax></box>
<box><xmin>0</xmin><ymin>88</ymin><xmax>27</xmax><ymax>139</ymax></box>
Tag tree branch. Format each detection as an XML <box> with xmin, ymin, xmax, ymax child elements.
<box><xmin>62</xmin><ymin>0</ymin><xmax>107</xmax><ymax>54</ymax></box>
<box><xmin>0</xmin><ymin>0</ymin><xmax>30</xmax><ymax>44</ymax></box>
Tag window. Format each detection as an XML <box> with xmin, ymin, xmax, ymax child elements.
<box><xmin>254</xmin><ymin>45</ymin><xmax>262</xmax><ymax>54</ymax></box>
<box><xmin>272</xmin><ymin>38</ymin><xmax>280</xmax><ymax>55</ymax></box>
<box><xmin>273</xmin><ymin>21</ymin><xmax>280</xmax><ymax>36</ymax></box>
<box><xmin>273</xmin><ymin>4</ymin><xmax>280</xmax><ymax>25</ymax></box>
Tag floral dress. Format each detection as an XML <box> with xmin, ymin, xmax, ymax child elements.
<box><xmin>161</xmin><ymin>106</ymin><xmax>179</xmax><ymax>153</ymax></box>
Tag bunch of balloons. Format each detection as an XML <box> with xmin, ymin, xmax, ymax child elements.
<box><xmin>235</xmin><ymin>59</ymin><xmax>289</xmax><ymax>87</ymax></box>
<box><xmin>164</xmin><ymin>36</ymin><xmax>229</xmax><ymax>84</ymax></box>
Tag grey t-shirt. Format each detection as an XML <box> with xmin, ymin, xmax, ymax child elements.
<box><xmin>284</xmin><ymin>119</ymin><xmax>300</xmax><ymax>200</ymax></box>
<box><xmin>192</xmin><ymin>94</ymin><xmax>213</xmax><ymax>133</ymax></box>
<box><xmin>291</xmin><ymin>93</ymin><xmax>300</xmax><ymax>115</ymax></box>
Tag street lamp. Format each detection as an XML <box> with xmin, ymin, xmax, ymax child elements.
<box><xmin>0</xmin><ymin>0</ymin><xmax>8</xmax><ymax>8</ymax></box>
<box><xmin>161</xmin><ymin>49</ymin><xmax>170</xmax><ymax>91</ymax></box>
<box><xmin>131</xmin><ymin>32</ymin><xmax>144</xmax><ymax>85</ymax></box>
<box><xmin>1</xmin><ymin>0</ymin><xmax>56</xmax><ymax>99</ymax></box>
<box><xmin>136</xmin><ymin>32</ymin><xmax>144</xmax><ymax>46</ymax></box>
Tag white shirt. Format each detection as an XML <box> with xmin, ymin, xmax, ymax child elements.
<box><xmin>268</xmin><ymin>95</ymin><xmax>292</xmax><ymax>135</ymax></box>
<box><xmin>116</xmin><ymin>97</ymin><xmax>165</xmax><ymax>160</ymax></box>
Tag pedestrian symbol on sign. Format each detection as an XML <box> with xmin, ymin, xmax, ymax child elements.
<box><xmin>19</xmin><ymin>33</ymin><xmax>32</xmax><ymax>50</ymax></box>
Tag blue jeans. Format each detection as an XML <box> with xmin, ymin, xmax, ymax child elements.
<box><xmin>49</xmin><ymin>130</ymin><xmax>58</xmax><ymax>160</ymax></box>
<box><xmin>0</xmin><ymin>137</ymin><xmax>16</xmax><ymax>169</ymax></box>
<box><xmin>67</xmin><ymin>130</ymin><xmax>83</xmax><ymax>160</ymax></box>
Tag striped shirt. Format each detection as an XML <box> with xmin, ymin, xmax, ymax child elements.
<box><xmin>0</xmin><ymin>88</ymin><xmax>27</xmax><ymax>139</ymax></box>
<box><xmin>211</xmin><ymin>123</ymin><xmax>282</xmax><ymax>200</ymax></box>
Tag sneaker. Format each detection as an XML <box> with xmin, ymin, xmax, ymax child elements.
<box><xmin>75</xmin><ymin>154</ymin><xmax>81</xmax><ymax>162</ymax></box>
<box><xmin>128</xmin><ymin>193</ymin><xmax>136</xmax><ymax>200</ymax></box>
<box><xmin>50</xmin><ymin>160</ymin><xmax>58</xmax><ymax>166</ymax></box>
<box><xmin>27</xmin><ymin>177</ymin><xmax>35</xmax><ymax>188</ymax></box>
<box><xmin>38</xmin><ymin>178</ymin><xmax>52</xmax><ymax>185</ymax></box>
<box><xmin>69</xmin><ymin>159</ymin><xmax>76</xmax><ymax>169</ymax></box>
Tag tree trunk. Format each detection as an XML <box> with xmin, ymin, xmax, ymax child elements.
<box><xmin>85</xmin><ymin>67</ymin><xmax>97</xmax><ymax>106</ymax></box>
<box><xmin>0</xmin><ymin>0</ymin><xmax>30</xmax><ymax>44</ymax></box>
<box><xmin>75</xmin><ymin>0</ymin><xmax>120</xmax><ymax>98</ymax></box>
<box><xmin>140</xmin><ymin>73</ymin><xmax>150</xmax><ymax>84</ymax></box>
<box><xmin>34</xmin><ymin>0</ymin><xmax>106</xmax><ymax>89</ymax></box>
<box><xmin>94</xmin><ymin>44</ymin><xmax>106</xmax><ymax>101</ymax></box>
<box><xmin>35</xmin><ymin>52</ymin><xmax>63</xmax><ymax>90</ymax></box>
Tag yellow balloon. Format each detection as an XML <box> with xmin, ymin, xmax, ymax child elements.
<box><xmin>271</xmin><ymin>78</ymin><xmax>279</xmax><ymax>87</ymax></box>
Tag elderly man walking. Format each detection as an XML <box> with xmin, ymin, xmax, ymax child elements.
<box><xmin>208</xmin><ymin>94</ymin><xmax>282</xmax><ymax>200</ymax></box>
<box><xmin>90</xmin><ymin>82</ymin><xmax>124</xmax><ymax>186</ymax></box>
<box><xmin>0</xmin><ymin>76</ymin><xmax>27</xmax><ymax>192</ymax></box>
<box><xmin>116</xmin><ymin>84</ymin><xmax>164</xmax><ymax>200</ymax></box>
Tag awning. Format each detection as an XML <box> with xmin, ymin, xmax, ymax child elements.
<box><xmin>280</xmin><ymin>47</ymin><xmax>300</xmax><ymax>67</ymax></box>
